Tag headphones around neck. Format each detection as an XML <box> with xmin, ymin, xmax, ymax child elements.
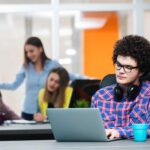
<box><xmin>114</xmin><ymin>84</ymin><xmax>141</xmax><ymax>102</ymax></box>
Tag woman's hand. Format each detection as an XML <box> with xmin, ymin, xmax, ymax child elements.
<box><xmin>105</xmin><ymin>129</ymin><xmax>120</xmax><ymax>139</ymax></box>
<box><xmin>33</xmin><ymin>113</ymin><xmax>46</xmax><ymax>122</ymax></box>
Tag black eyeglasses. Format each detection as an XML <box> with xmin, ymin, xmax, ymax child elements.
<box><xmin>115</xmin><ymin>61</ymin><xmax>138</xmax><ymax>73</ymax></box>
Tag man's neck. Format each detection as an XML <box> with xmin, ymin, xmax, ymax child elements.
<box><xmin>119</xmin><ymin>79</ymin><xmax>140</xmax><ymax>94</ymax></box>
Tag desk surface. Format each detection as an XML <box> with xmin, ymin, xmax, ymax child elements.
<box><xmin>0</xmin><ymin>123</ymin><xmax>53</xmax><ymax>140</ymax></box>
<box><xmin>0</xmin><ymin>123</ymin><xmax>51</xmax><ymax>133</ymax></box>
<box><xmin>0</xmin><ymin>139</ymin><xmax>150</xmax><ymax>150</ymax></box>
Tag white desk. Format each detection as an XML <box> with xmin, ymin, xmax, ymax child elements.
<box><xmin>0</xmin><ymin>139</ymin><xmax>150</xmax><ymax>150</ymax></box>
<box><xmin>0</xmin><ymin>123</ymin><xmax>53</xmax><ymax>140</ymax></box>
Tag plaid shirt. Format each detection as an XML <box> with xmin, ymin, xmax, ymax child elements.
<box><xmin>91</xmin><ymin>81</ymin><xmax>150</xmax><ymax>138</ymax></box>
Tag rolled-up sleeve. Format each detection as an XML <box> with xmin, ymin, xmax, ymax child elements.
<box><xmin>0</xmin><ymin>66</ymin><xmax>25</xmax><ymax>90</ymax></box>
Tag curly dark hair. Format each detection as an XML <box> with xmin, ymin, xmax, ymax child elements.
<box><xmin>113</xmin><ymin>35</ymin><xmax>150</xmax><ymax>76</ymax></box>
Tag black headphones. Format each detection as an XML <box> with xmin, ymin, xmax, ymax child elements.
<box><xmin>114</xmin><ymin>84</ymin><xmax>141</xmax><ymax>102</ymax></box>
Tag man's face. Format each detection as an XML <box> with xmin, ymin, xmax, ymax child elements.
<box><xmin>115</xmin><ymin>55</ymin><xmax>142</xmax><ymax>86</ymax></box>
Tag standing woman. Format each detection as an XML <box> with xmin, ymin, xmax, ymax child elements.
<box><xmin>0</xmin><ymin>37</ymin><xmax>61</xmax><ymax>120</ymax></box>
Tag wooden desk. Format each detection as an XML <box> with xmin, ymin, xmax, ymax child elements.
<box><xmin>0</xmin><ymin>139</ymin><xmax>150</xmax><ymax>150</ymax></box>
<box><xmin>0</xmin><ymin>123</ymin><xmax>53</xmax><ymax>141</ymax></box>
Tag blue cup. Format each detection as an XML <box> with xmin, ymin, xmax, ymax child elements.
<box><xmin>132</xmin><ymin>123</ymin><xmax>148</xmax><ymax>142</ymax></box>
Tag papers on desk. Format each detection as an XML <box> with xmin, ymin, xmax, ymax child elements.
<box><xmin>4</xmin><ymin>119</ymin><xmax>49</xmax><ymax>125</ymax></box>
<box><xmin>4</xmin><ymin>120</ymin><xmax>36</xmax><ymax>125</ymax></box>
<box><xmin>12</xmin><ymin>120</ymin><xmax>37</xmax><ymax>124</ymax></box>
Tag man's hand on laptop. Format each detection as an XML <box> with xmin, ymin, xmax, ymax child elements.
<box><xmin>105</xmin><ymin>129</ymin><xmax>120</xmax><ymax>139</ymax></box>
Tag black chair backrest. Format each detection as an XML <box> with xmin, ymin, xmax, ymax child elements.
<box><xmin>70</xmin><ymin>79</ymin><xmax>101</xmax><ymax>108</ymax></box>
<box><xmin>141</xmin><ymin>73</ymin><xmax>150</xmax><ymax>81</ymax></box>
<box><xmin>100</xmin><ymin>74</ymin><xmax>116</xmax><ymax>89</ymax></box>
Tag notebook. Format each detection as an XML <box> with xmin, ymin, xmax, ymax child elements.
<box><xmin>47</xmin><ymin>108</ymin><xmax>119</xmax><ymax>142</ymax></box>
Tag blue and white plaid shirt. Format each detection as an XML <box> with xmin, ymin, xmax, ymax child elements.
<box><xmin>91</xmin><ymin>81</ymin><xmax>150</xmax><ymax>138</ymax></box>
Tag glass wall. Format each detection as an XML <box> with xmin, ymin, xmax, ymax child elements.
<box><xmin>59</xmin><ymin>12</ymin><xmax>82</xmax><ymax>74</ymax></box>
<box><xmin>0</xmin><ymin>12</ymin><xmax>52</xmax><ymax>114</ymax></box>
<box><xmin>144</xmin><ymin>11</ymin><xmax>150</xmax><ymax>40</ymax></box>
<box><xmin>0</xmin><ymin>14</ymin><xmax>25</xmax><ymax>114</ymax></box>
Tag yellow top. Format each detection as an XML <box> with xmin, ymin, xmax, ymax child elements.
<box><xmin>38</xmin><ymin>86</ymin><xmax>73</xmax><ymax>117</ymax></box>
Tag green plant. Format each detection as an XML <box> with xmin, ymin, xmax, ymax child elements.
<box><xmin>72</xmin><ymin>99</ymin><xmax>89</xmax><ymax>108</ymax></box>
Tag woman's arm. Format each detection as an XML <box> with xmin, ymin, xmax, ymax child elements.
<box><xmin>49</xmin><ymin>60</ymin><xmax>86</xmax><ymax>81</ymax></box>
<box><xmin>34</xmin><ymin>88</ymin><xmax>47</xmax><ymax>122</ymax></box>
<box><xmin>0</xmin><ymin>66</ymin><xmax>25</xmax><ymax>90</ymax></box>
<box><xmin>33</xmin><ymin>113</ymin><xmax>46</xmax><ymax>122</ymax></box>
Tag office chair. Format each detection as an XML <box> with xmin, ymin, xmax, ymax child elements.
<box><xmin>83</xmin><ymin>82</ymin><xmax>100</xmax><ymax>97</ymax></box>
<box><xmin>100</xmin><ymin>74</ymin><xmax>116</xmax><ymax>89</ymax></box>
<box><xmin>70</xmin><ymin>79</ymin><xmax>101</xmax><ymax>108</ymax></box>
<box><xmin>141</xmin><ymin>73</ymin><xmax>150</xmax><ymax>81</ymax></box>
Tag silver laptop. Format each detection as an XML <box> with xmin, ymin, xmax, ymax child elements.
<box><xmin>47</xmin><ymin>108</ymin><xmax>117</xmax><ymax>142</ymax></box>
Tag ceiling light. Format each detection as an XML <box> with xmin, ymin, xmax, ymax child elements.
<box><xmin>59</xmin><ymin>58</ymin><xmax>72</xmax><ymax>65</ymax></box>
<box><xmin>65</xmin><ymin>48</ymin><xmax>76</xmax><ymax>56</ymax></box>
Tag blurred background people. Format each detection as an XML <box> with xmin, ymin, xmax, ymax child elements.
<box><xmin>34</xmin><ymin>67</ymin><xmax>73</xmax><ymax>122</ymax></box>
<box><xmin>0</xmin><ymin>37</ymin><xmax>61</xmax><ymax>120</ymax></box>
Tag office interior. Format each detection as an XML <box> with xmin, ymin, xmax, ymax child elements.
<box><xmin>0</xmin><ymin>0</ymin><xmax>150</xmax><ymax>115</ymax></box>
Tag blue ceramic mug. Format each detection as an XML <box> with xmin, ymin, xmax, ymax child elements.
<box><xmin>132</xmin><ymin>123</ymin><xmax>148</xmax><ymax>142</ymax></box>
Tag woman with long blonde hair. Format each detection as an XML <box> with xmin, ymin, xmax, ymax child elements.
<box><xmin>34</xmin><ymin>67</ymin><xmax>73</xmax><ymax>122</ymax></box>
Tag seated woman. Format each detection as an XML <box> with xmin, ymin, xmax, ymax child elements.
<box><xmin>0</xmin><ymin>91</ymin><xmax>20</xmax><ymax>121</ymax></box>
<box><xmin>34</xmin><ymin>67</ymin><xmax>73</xmax><ymax>122</ymax></box>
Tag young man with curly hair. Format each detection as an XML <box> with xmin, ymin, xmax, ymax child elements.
<box><xmin>91</xmin><ymin>35</ymin><xmax>150</xmax><ymax>139</ymax></box>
